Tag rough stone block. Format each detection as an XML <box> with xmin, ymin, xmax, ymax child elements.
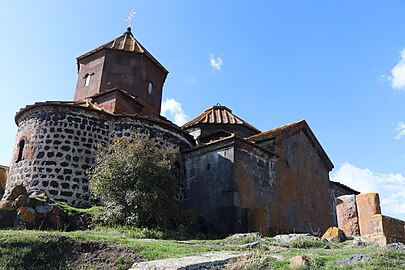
<box><xmin>356</xmin><ymin>193</ymin><xmax>381</xmax><ymax>236</ymax></box>
<box><xmin>130</xmin><ymin>251</ymin><xmax>246</xmax><ymax>270</ymax></box>
<box><xmin>321</xmin><ymin>226</ymin><xmax>346</xmax><ymax>243</ymax></box>
<box><xmin>369</xmin><ymin>214</ymin><xmax>405</xmax><ymax>244</ymax></box>
<box><xmin>17</xmin><ymin>206</ymin><xmax>36</xmax><ymax>227</ymax></box>
<box><xmin>336</xmin><ymin>195</ymin><xmax>360</xmax><ymax>236</ymax></box>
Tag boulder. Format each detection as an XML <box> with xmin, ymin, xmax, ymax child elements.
<box><xmin>4</xmin><ymin>184</ymin><xmax>27</xmax><ymax>201</ymax></box>
<box><xmin>336</xmin><ymin>253</ymin><xmax>371</xmax><ymax>266</ymax></box>
<box><xmin>336</xmin><ymin>195</ymin><xmax>360</xmax><ymax>237</ymax></box>
<box><xmin>230</xmin><ymin>232</ymin><xmax>262</xmax><ymax>240</ymax></box>
<box><xmin>0</xmin><ymin>200</ymin><xmax>15</xmax><ymax>211</ymax></box>
<box><xmin>290</xmin><ymin>255</ymin><xmax>310</xmax><ymax>269</ymax></box>
<box><xmin>36</xmin><ymin>205</ymin><xmax>54</xmax><ymax>215</ymax></box>
<box><xmin>321</xmin><ymin>227</ymin><xmax>346</xmax><ymax>243</ymax></box>
<box><xmin>17</xmin><ymin>206</ymin><xmax>36</xmax><ymax>227</ymax></box>
<box><xmin>15</xmin><ymin>195</ymin><xmax>29</xmax><ymax>208</ymax></box>
<box><xmin>274</xmin><ymin>233</ymin><xmax>318</xmax><ymax>243</ymax></box>
<box><xmin>352</xmin><ymin>236</ymin><xmax>366</xmax><ymax>247</ymax></box>
<box><xmin>384</xmin><ymin>242</ymin><xmax>405</xmax><ymax>251</ymax></box>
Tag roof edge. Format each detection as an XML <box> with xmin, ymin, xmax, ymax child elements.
<box><xmin>247</xmin><ymin>120</ymin><xmax>334</xmax><ymax>171</ymax></box>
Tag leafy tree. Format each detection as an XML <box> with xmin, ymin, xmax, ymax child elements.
<box><xmin>89</xmin><ymin>137</ymin><xmax>182</xmax><ymax>228</ymax></box>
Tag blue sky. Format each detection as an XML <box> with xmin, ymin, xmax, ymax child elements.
<box><xmin>1</xmin><ymin>1</ymin><xmax>405</xmax><ymax>220</ymax></box>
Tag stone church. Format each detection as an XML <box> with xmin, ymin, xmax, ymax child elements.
<box><xmin>3</xmin><ymin>27</ymin><xmax>356</xmax><ymax>236</ymax></box>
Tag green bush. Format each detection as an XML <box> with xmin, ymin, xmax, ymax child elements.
<box><xmin>89</xmin><ymin>137</ymin><xmax>182</xmax><ymax>228</ymax></box>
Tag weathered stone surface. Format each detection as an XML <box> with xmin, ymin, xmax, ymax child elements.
<box><xmin>36</xmin><ymin>205</ymin><xmax>54</xmax><ymax>215</ymax></box>
<box><xmin>274</xmin><ymin>233</ymin><xmax>318</xmax><ymax>243</ymax></box>
<box><xmin>336</xmin><ymin>253</ymin><xmax>371</xmax><ymax>266</ymax></box>
<box><xmin>336</xmin><ymin>194</ymin><xmax>360</xmax><ymax>236</ymax></box>
<box><xmin>0</xmin><ymin>200</ymin><xmax>15</xmax><ymax>211</ymax></box>
<box><xmin>289</xmin><ymin>255</ymin><xmax>310</xmax><ymax>269</ymax></box>
<box><xmin>4</xmin><ymin>184</ymin><xmax>27</xmax><ymax>201</ymax></box>
<box><xmin>384</xmin><ymin>242</ymin><xmax>405</xmax><ymax>251</ymax></box>
<box><xmin>130</xmin><ymin>251</ymin><xmax>246</xmax><ymax>270</ymax></box>
<box><xmin>15</xmin><ymin>195</ymin><xmax>29</xmax><ymax>207</ymax></box>
<box><xmin>7</xmin><ymin>106</ymin><xmax>194</xmax><ymax>207</ymax></box>
<box><xmin>229</xmin><ymin>232</ymin><xmax>262</xmax><ymax>240</ymax></box>
<box><xmin>356</xmin><ymin>193</ymin><xmax>381</xmax><ymax>236</ymax></box>
<box><xmin>17</xmin><ymin>206</ymin><xmax>36</xmax><ymax>227</ymax></box>
<box><xmin>368</xmin><ymin>214</ymin><xmax>405</xmax><ymax>244</ymax></box>
<box><xmin>352</xmin><ymin>236</ymin><xmax>366</xmax><ymax>247</ymax></box>
<box><xmin>321</xmin><ymin>227</ymin><xmax>346</xmax><ymax>243</ymax></box>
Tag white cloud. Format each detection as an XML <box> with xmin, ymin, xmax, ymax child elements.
<box><xmin>161</xmin><ymin>98</ymin><xmax>188</xmax><ymax>126</ymax></box>
<box><xmin>209</xmin><ymin>54</ymin><xmax>223</xmax><ymax>70</ymax></box>
<box><xmin>331</xmin><ymin>162</ymin><xmax>405</xmax><ymax>219</ymax></box>
<box><xmin>394</xmin><ymin>122</ymin><xmax>405</xmax><ymax>140</ymax></box>
<box><xmin>389</xmin><ymin>48</ymin><xmax>405</xmax><ymax>90</ymax></box>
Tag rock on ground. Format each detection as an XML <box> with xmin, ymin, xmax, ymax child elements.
<box><xmin>290</xmin><ymin>255</ymin><xmax>310</xmax><ymax>269</ymax></box>
<box><xmin>321</xmin><ymin>227</ymin><xmax>346</xmax><ymax>244</ymax></box>
<box><xmin>274</xmin><ymin>233</ymin><xmax>318</xmax><ymax>243</ymax></box>
<box><xmin>383</xmin><ymin>242</ymin><xmax>405</xmax><ymax>251</ymax></box>
<box><xmin>131</xmin><ymin>251</ymin><xmax>248</xmax><ymax>270</ymax></box>
<box><xmin>336</xmin><ymin>253</ymin><xmax>371</xmax><ymax>266</ymax></box>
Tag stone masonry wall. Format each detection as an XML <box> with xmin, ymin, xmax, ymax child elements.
<box><xmin>5</xmin><ymin>105</ymin><xmax>193</xmax><ymax>206</ymax></box>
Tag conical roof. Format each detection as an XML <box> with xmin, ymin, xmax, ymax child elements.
<box><xmin>76</xmin><ymin>27</ymin><xmax>167</xmax><ymax>73</ymax></box>
<box><xmin>182</xmin><ymin>104</ymin><xmax>260</xmax><ymax>133</ymax></box>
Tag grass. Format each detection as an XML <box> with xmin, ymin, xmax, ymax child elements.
<box><xmin>225</xmin><ymin>237</ymin><xmax>405</xmax><ymax>270</ymax></box>
<box><xmin>52</xmin><ymin>202</ymin><xmax>104</xmax><ymax>215</ymax></box>
<box><xmin>0</xmin><ymin>228</ymin><xmax>404</xmax><ymax>269</ymax></box>
<box><xmin>0</xmin><ymin>228</ymin><xmax>238</xmax><ymax>268</ymax></box>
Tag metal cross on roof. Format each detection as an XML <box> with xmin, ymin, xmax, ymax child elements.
<box><xmin>125</xmin><ymin>9</ymin><xmax>136</xmax><ymax>27</ymax></box>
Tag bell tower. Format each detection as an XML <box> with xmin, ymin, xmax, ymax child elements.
<box><xmin>74</xmin><ymin>27</ymin><xmax>168</xmax><ymax>116</ymax></box>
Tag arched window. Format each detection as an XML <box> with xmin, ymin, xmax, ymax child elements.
<box><xmin>84</xmin><ymin>74</ymin><xmax>90</xmax><ymax>87</ymax></box>
<box><xmin>16</xmin><ymin>139</ymin><xmax>25</xmax><ymax>163</ymax></box>
<box><xmin>147</xmin><ymin>82</ymin><xmax>153</xmax><ymax>95</ymax></box>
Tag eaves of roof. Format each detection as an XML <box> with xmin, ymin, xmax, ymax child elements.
<box><xmin>76</xmin><ymin>27</ymin><xmax>168</xmax><ymax>74</ymax></box>
<box><xmin>182</xmin><ymin>104</ymin><xmax>260</xmax><ymax>134</ymax></box>
<box><xmin>247</xmin><ymin>120</ymin><xmax>334</xmax><ymax>171</ymax></box>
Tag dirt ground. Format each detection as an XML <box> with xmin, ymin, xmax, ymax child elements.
<box><xmin>20</xmin><ymin>235</ymin><xmax>142</xmax><ymax>270</ymax></box>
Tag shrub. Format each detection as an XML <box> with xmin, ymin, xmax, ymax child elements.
<box><xmin>89</xmin><ymin>137</ymin><xmax>182</xmax><ymax>228</ymax></box>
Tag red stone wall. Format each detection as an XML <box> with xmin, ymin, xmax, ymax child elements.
<box><xmin>268</xmin><ymin>131</ymin><xmax>335</xmax><ymax>235</ymax></box>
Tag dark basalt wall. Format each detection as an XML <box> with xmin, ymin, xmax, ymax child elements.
<box><xmin>5</xmin><ymin>105</ymin><xmax>193</xmax><ymax>206</ymax></box>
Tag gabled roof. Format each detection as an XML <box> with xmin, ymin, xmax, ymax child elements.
<box><xmin>88</xmin><ymin>87</ymin><xmax>145</xmax><ymax>107</ymax></box>
<box><xmin>182</xmin><ymin>104</ymin><xmax>260</xmax><ymax>133</ymax></box>
<box><xmin>247</xmin><ymin>120</ymin><xmax>334</xmax><ymax>171</ymax></box>
<box><xmin>330</xmin><ymin>181</ymin><xmax>360</xmax><ymax>195</ymax></box>
<box><xmin>76</xmin><ymin>27</ymin><xmax>167</xmax><ymax>73</ymax></box>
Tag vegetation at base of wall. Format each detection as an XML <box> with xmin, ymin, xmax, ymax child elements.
<box><xmin>89</xmin><ymin>137</ymin><xmax>183</xmax><ymax>228</ymax></box>
<box><xmin>53</xmin><ymin>202</ymin><xmax>104</xmax><ymax>216</ymax></box>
